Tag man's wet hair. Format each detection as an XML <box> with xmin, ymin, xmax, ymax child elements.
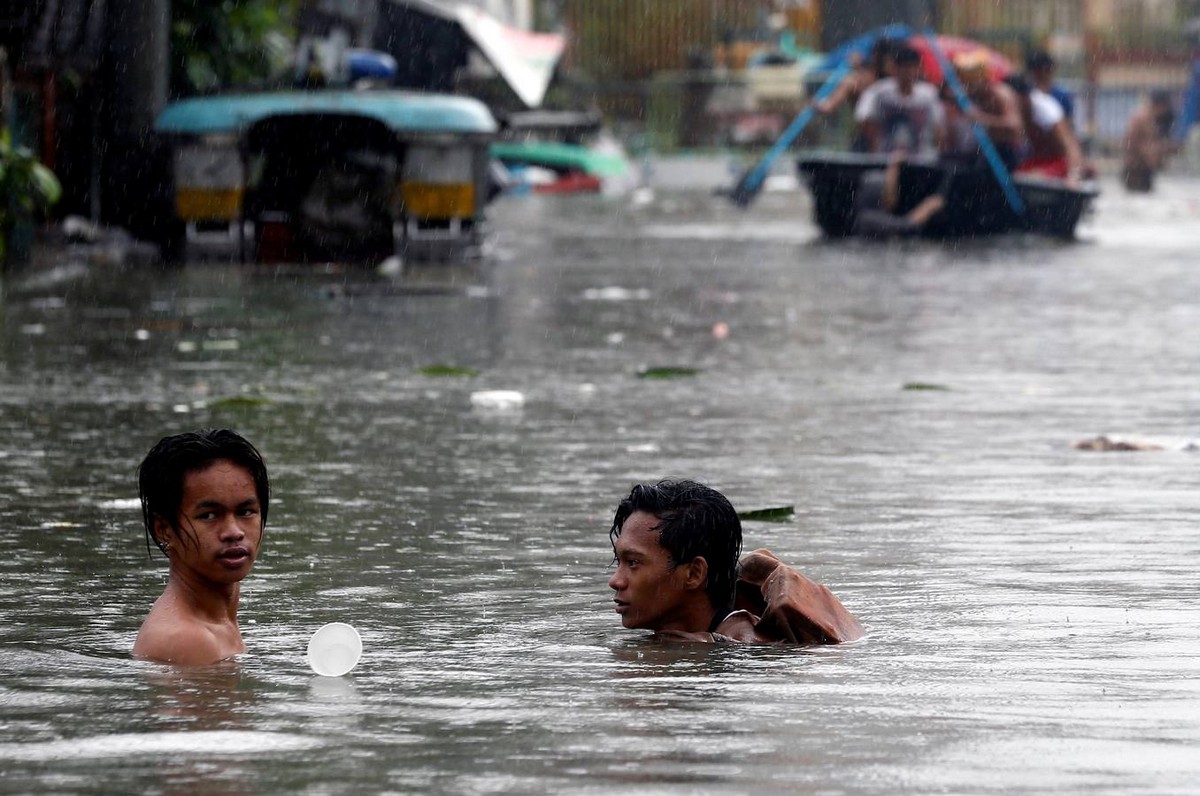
<box><xmin>609</xmin><ymin>479</ymin><xmax>742</xmax><ymax>619</ymax></box>
<box><xmin>1026</xmin><ymin>49</ymin><xmax>1055</xmax><ymax>72</ymax></box>
<box><xmin>892</xmin><ymin>44</ymin><xmax>922</xmax><ymax>68</ymax></box>
<box><xmin>1003</xmin><ymin>74</ymin><xmax>1032</xmax><ymax>96</ymax></box>
<box><xmin>138</xmin><ymin>428</ymin><xmax>270</xmax><ymax>555</ymax></box>
<box><xmin>1149</xmin><ymin>90</ymin><xmax>1177</xmax><ymax>134</ymax></box>
<box><xmin>869</xmin><ymin>37</ymin><xmax>901</xmax><ymax>77</ymax></box>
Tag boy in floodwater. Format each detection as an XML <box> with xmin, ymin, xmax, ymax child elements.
<box><xmin>134</xmin><ymin>428</ymin><xmax>270</xmax><ymax>665</ymax></box>
<box><xmin>607</xmin><ymin>480</ymin><xmax>863</xmax><ymax>644</ymax></box>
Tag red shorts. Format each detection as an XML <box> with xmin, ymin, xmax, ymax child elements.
<box><xmin>1016</xmin><ymin>156</ymin><xmax>1069</xmax><ymax>178</ymax></box>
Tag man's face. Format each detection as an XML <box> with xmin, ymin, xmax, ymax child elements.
<box><xmin>895</xmin><ymin>60</ymin><xmax>921</xmax><ymax>87</ymax></box>
<box><xmin>608</xmin><ymin>511</ymin><xmax>696</xmax><ymax>632</ymax></box>
<box><xmin>157</xmin><ymin>459</ymin><xmax>263</xmax><ymax>586</ymax></box>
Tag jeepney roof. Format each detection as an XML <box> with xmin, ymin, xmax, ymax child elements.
<box><xmin>155</xmin><ymin>90</ymin><xmax>498</xmax><ymax>137</ymax></box>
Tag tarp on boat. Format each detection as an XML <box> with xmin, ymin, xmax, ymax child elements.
<box><xmin>814</xmin><ymin>24</ymin><xmax>1015</xmax><ymax>84</ymax></box>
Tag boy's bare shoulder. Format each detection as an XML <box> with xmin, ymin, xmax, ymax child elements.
<box><xmin>133</xmin><ymin>604</ymin><xmax>230</xmax><ymax>666</ymax></box>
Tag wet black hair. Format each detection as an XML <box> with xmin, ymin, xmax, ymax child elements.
<box><xmin>1149</xmin><ymin>91</ymin><xmax>1177</xmax><ymax>134</ymax></box>
<box><xmin>893</xmin><ymin>44</ymin><xmax>922</xmax><ymax>68</ymax></box>
<box><xmin>138</xmin><ymin>428</ymin><xmax>270</xmax><ymax>556</ymax></box>
<box><xmin>869</xmin><ymin>37</ymin><xmax>901</xmax><ymax>77</ymax></box>
<box><xmin>1003</xmin><ymin>74</ymin><xmax>1032</xmax><ymax>96</ymax></box>
<box><xmin>609</xmin><ymin>479</ymin><xmax>742</xmax><ymax>620</ymax></box>
<box><xmin>1026</xmin><ymin>49</ymin><xmax>1055</xmax><ymax>72</ymax></box>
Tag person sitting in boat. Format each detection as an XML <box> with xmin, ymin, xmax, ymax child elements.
<box><xmin>947</xmin><ymin>50</ymin><xmax>1025</xmax><ymax>171</ymax></box>
<box><xmin>607</xmin><ymin>479</ymin><xmax>863</xmax><ymax>644</ymax></box>
<box><xmin>1025</xmin><ymin>50</ymin><xmax>1076</xmax><ymax>132</ymax></box>
<box><xmin>814</xmin><ymin>37</ymin><xmax>901</xmax><ymax>151</ymax></box>
<box><xmin>1122</xmin><ymin>90</ymin><xmax>1180</xmax><ymax>192</ymax></box>
<box><xmin>853</xmin><ymin>44</ymin><xmax>946</xmax><ymax>158</ymax></box>
<box><xmin>134</xmin><ymin>428</ymin><xmax>270</xmax><ymax>665</ymax></box>
<box><xmin>1003</xmin><ymin>74</ymin><xmax>1090</xmax><ymax>186</ymax></box>
<box><xmin>851</xmin><ymin>52</ymin><xmax>1026</xmax><ymax>238</ymax></box>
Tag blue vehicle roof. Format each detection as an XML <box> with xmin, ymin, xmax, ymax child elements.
<box><xmin>155</xmin><ymin>90</ymin><xmax>498</xmax><ymax>136</ymax></box>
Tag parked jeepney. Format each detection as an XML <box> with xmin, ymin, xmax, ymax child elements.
<box><xmin>154</xmin><ymin>89</ymin><xmax>499</xmax><ymax>262</ymax></box>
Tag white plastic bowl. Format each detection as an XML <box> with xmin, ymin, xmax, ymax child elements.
<box><xmin>306</xmin><ymin>622</ymin><xmax>362</xmax><ymax>677</ymax></box>
<box><xmin>469</xmin><ymin>390</ymin><xmax>525</xmax><ymax>410</ymax></box>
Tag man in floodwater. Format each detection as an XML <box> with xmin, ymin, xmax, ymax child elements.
<box><xmin>1123</xmin><ymin>90</ymin><xmax>1179</xmax><ymax>192</ymax></box>
<box><xmin>133</xmin><ymin>428</ymin><xmax>270</xmax><ymax>665</ymax></box>
<box><xmin>607</xmin><ymin>480</ymin><xmax>863</xmax><ymax>644</ymax></box>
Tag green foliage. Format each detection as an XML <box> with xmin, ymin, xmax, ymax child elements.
<box><xmin>170</xmin><ymin>0</ymin><xmax>299</xmax><ymax>96</ymax></box>
<box><xmin>637</xmin><ymin>366</ymin><xmax>702</xmax><ymax>379</ymax></box>
<box><xmin>0</xmin><ymin>129</ymin><xmax>61</xmax><ymax>261</ymax></box>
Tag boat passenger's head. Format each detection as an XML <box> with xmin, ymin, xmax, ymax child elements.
<box><xmin>953</xmin><ymin>50</ymin><xmax>992</xmax><ymax>92</ymax></box>
<box><xmin>139</xmin><ymin>428</ymin><xmax>271</xmax><ymax>556</ymax></box>
<box><xmin>892</xmin><ymin>44</ymin><xmax>923</xmax><ymax>88</ymax></box>
<box><xmin>869</xmin><ymin>38</ymin><xmax>901</xmax><ymax>79</ymax></box>
<box><xmin>1026</xmin><ymin>49</ymin><xmax>1056</xmax><ymax>83</ymax></box>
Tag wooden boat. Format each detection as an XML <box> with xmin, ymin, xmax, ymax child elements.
<box><xmin>797</xmin><ymin>151</ymin><xmax>1098</xmax><ymax>239</ymax></box>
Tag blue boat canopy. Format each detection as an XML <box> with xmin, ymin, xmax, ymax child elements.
<box><xmin>155</xmin><ymin>90</ymin><xmax>498</xmax><ymax>137</ymax></box>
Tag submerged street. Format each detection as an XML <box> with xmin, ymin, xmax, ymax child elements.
<box><xmin>1</xmin><ymin>169</ymin><xmax>1199</xmax><ymax>791</ymax></box>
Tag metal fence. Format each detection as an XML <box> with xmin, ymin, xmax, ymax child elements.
<box><xmin>559</xmin><ymin>0</ymin><xmax>1199</xmax><ymax>156</ymax></box>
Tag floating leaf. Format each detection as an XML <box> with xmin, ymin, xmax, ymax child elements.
<box><xmin>418</xmin><ymin>364</ymin><xmax>479</xmax><ymax>377</ymax></box>
<box><xmin>637</xmin><ymin>366</ymin><xmax>702</xmax><ymax>379</ymax></box>
<box><xmin>209</xmin><ymin>395</ymin><xmax>274</xmax><ymax>409</ymax></box>
<box><xmin>737</xmin><ymin>505</ymin><xmax>794</xmax><ymax>522</ymax></box>
<box><xmin>903</xmin><ymin>382</ymin><xmax>951</xmax><ymax>391</ymax></box>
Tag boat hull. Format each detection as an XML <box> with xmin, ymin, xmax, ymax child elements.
<box><xmin>797</xmin><ymin>152</ymin><xmax>1098</xmax><ymax>239</ymax></box>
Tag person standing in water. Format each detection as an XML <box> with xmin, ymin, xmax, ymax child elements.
<box><xmin>1122</xmin><ymin>90</ymin><xmax>1180</xmax><ymax>192</ymax></box>
<box><xmin>607</xmin><ymin>479</ymin><xmax>863</xmax><ymax>644</ymax></box>
<box><xmin>134</xmin><ymin>428</ymin><xmax>270</xmax><ymax>665</ymax></box>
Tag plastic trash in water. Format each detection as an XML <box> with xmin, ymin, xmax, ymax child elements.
<box><xmin>469</xmin><ymin>390</ymin><xmax>525</xmax><ymax>410</ymax></box>
<box><xmin>306</xmin><ymin>622</ymin><xmax>362</xmax><ymax>677</ymax></box>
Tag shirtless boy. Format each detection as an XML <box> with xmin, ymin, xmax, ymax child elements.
<box><xmin>607</xmin><ymin>479</ymin><xmax>863</xmax><ymax>644</ymax></box>
<box><xmin>133</xmin><ymin>428</ymin><xmax>270</xmax><ymax>665</ymax></box>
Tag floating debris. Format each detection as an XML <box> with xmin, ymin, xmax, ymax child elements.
<box><xmin>638</xmin><ymin>366</ymin><xmax>702</xmax><ymax>379</ymax></box>
<box><xmin>418</xmin><ymin>365</ymin><xmax>479</xmax><ymax>377</ymax></box>
<box><xmin>737</xmin><ymin>505</ymin><xmax>795</xmax><ymax>522</ymax></box>
<box><xmin>903</xmin><ymin>382</ymin><xmax>952</xmax><ymax>391</ymax></box>
<box><xmin>1074</xmin><ymin>436</ymin><xmax>1163</xmax><ymax>452</ymax></box>
<box><xmin>201</xmin><ymin>339</ymin><xmax>240</xmax><ymax>352</ymax></box>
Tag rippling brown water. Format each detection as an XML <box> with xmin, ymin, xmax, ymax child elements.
<box><xmin>1</xmin><ymin>170</ymin><xmax>1198</xmax><ymax>793</ymax></box>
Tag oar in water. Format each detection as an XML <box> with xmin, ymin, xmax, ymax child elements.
<box><xmin>921</xmin><ymin>28</ymin><xmax>1025</xmax><ymax>216</ymax></box>
<box><xmin>729</xmin><ymin>58</ymin><xmax>855</xmax><ymax>208</ymax></box>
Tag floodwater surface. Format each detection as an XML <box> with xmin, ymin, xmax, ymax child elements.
<box><xmin>1</xmin><ymin>169</ymin><xmax>1198</xmax><ymax>794</ymax></box>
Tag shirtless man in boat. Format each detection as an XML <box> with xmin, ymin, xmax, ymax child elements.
<box><xmin>134</xmin><ymin>428</ymin><xmax>270</xmax><ymax>665</ymax></box>
<box><xmin>607</xmin><ymin>479</ymin><xmax>863</xmax><ymax>644</ymax></box>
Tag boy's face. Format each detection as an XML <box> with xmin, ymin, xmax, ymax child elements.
<box><xmin>608</xmin><ymin>511</ymin><xmax>697</xmax><ymax>632</ymax></box>
<box><xmin>156</xmin><ymin>459</ymin><xmax>263</xmax><ymax>586</ymax></box>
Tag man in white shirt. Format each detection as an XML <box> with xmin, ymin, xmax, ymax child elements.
<box><xmin>854</xmin><ymin>43</ymin><xmax>946</xmax><ymax>158</ymax></box>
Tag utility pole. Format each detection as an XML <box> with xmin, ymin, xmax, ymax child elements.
<box><xmin>99</xmin><ymin>0</ymin><xmax>170</xmax><ymax>239</ymax></box>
